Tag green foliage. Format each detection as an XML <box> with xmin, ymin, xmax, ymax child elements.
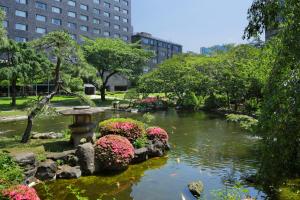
<box><xmin>0</xmin><ymin>9</ymin><xmax>7</xmax><ymax>46</ymax></box>
<box><xmin>226</xmin><ymin>114</ymin><xmax>258</xmax><ymax>132</ymax></box>
<box><xmin>142</xmin><ymin>112</ymin><xmax>155</xmax><ymax>124</ymax></box>
<box><xmin>133</xmin><ymin>134</ymin><xmax>148</xmax><ymax>149</ymax></box>
<box><xmin>211</xmin><ymin>183</ymin><xmax>250</xmax><ymax>200</ymax></box>
<box><xmin>67</xmin><ymin>185</ymin><xmax>89</xmax><ymax>200</ymax></box>
<box><xmin>0</xmin><ymin>152</ymin><xmax>24</xmax><ymax>190</ymax></box>
<box><xmin>180</xmin><ymin>92</ymin><xmax>203</xmax><ymax>110</ymax></box>
<box><xmin>204</xmin><ymin>94</ymin><xmax>227</xmax><ymax>110</ymax></box>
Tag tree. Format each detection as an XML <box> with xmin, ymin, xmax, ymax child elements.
<box><xmin>0</xmin><ymin>9</ymin><xmax>7</xmax><ymax>45</ymax></box>
<box><xmin>82</xmin><ymin>38</ymin><xmax>152</xmax><ymax>101</ymax></box>
<box><xmin>21</xmin><ymin>31</ymin><xmax>92</xmax><ymax>143</ymax></box>
<box><xmin>0</xmin><ymin>40</ymin><xmax>50</xmax><ymax>106</ymax></box>
<box><xmin>244</xmin><ymin>0</ymin><xmax>300</xmax><ymax>188</ymax></box>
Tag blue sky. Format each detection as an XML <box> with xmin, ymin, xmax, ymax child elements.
<box><xmin>132</xmin><ymin>0</ymin><xmax>254</xmax><ymax>52</ymax></box>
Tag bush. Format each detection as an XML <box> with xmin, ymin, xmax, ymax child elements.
<box><xmin>204</xmin><ymin>94</ymin><xmax>227</xmax><ymax>110</ymax></box>
<box><xmin>146</xmin><ymin>127</ymin><xmax>169</xmax><ymax>143</ymax></box>
<box><xmin>0</xmin><ymin>152</ymin><xmax>24</xmax><ymax>190</ymax></box>
<box><xmin>135</xmin><ymin>97</ymin><xmax>167</xmax><ymax>111</ymax></box>
<box><xmin>179</xmin><ymin>92</ymin><xmax>202</xmax><ymax>110</ymax></box>
<box><xmin>95</xmin><ymin>135</ymin><xmax>134</xmax><ymax>171</ymax></box>
<box><xmin>2</xmin><ymin>185</ymin><xmax>40</xmax><ymax>200</ymax></box>
<box><xmin>226</xmin><ymin>114</ymin><xmax>258</xmax><ymax>132</ymax></box>
<box><xmin>99</xmin><ymin>118</ymin><xmax>146</xmax><ymax>143</ymax></box>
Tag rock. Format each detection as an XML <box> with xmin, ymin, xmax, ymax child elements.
<box><xmin>75</xmin><ymin>143</ymin><xmax>95</xmax><ymax>175</ymax></box>
<box><xmin>47</xmin><ymin>150</ymin><xmax>78</xmax><ymax>166</ymax></box>
<box><xmin>147</xmin><ymin>143</ymin><xmax>164</xmax><ymax>157</ymax></box>
<box><xmin>35</xmin><ymin>159</ymin><xmax>57</xmax><ymax>181</ymax></box>
<box><xmin>32</xmin><ymin>132</ymin><xmax>63</xmax><ymax>139</ymax></box>
<box><xmin>13</xmin><ymin>152</ymin><xmax>37</xmax><ymax>179</ymax></box>
<box><xmin>188</xmin><ymin>181</ymin><xmax>204</xmax><ymax>197</ymax></box>
<box><xmin>56</xmin><ymin>165</ymin><xmax>81</xmax><ymax>179</ymax></box>
<box><xmin>132</xmin><ymin>148</ymin><xmax>148</xmax><ymax>163</ymax></box>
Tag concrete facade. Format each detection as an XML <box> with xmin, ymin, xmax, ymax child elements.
<box><xmin>132</xmin><ymin>32</ymin><xmax>183</xmax><ymax>72</ymax></box>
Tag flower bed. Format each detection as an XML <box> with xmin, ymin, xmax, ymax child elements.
<box><xmin>99</xmin><ymin>118</ymin><xmax>146</xmax><ymax>143</ymax></box>
<box><xmin>146</xmin><ymin>127</ymin><xmax>169</xmax><ymax>143</ymax></box>
<box><xmin>95</xmin><ymin>135</ymin><xmax>134</xmax><ymax>171</ymax></box>
<box><xmin>1</xmin><ymin>185</ymin><xmax>40</xmax><ymax>200</ymax></box>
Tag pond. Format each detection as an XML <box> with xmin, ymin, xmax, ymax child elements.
<box><xmin>0</xmin><ymin>110</ymin><xmax>265</xmax><ymax>199</ymax></box>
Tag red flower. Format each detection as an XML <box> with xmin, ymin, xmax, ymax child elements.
<box><xmin>95</xmin><ymin>135</ymin><xmax>134</xmax><ymax>170</ymax></box>
<box><xmin>2</xmin><ymin>185</ymin><xmax>40</xmax><ymax>200</ymax></box>
<box><xmin>146</xmin><ymin>127</ymin><xmax>169</xmax><ymax>143</ymax></box>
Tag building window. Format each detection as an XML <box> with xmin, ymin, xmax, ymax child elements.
<box><xmin>54</xmin><ymin>0</ymin><xmax>62</xmax><ymax>2</ymax></box>
<box><xmin>36</xmin><ymin>14</ymin><xmax>46</xmax><ymax>22</ymax></box>
<box><xmin>67</xmin><ymin>22</ymin><xmax>76</xmax><ymax>29</ymax></box>
<box><xmin>52</xmin><ymin>7</ymin><xmax>61</xmax><ymax>14</ymax></box>
<box><xmin>122</xmin><ymin>18</ymin><xmax>128</xmax><ymax>23</ymax></box>
<box><xmin>15</xmin><ymin>10</ymin><xmax>27</xmax><ymax>18</ymax></box>
<box><xmin>80</xmin><ymin>4</ymin><xmax>88</xmax><ymax>10</ymax></box>
<box><xmin>68</xmin><ymin>11</ymin><xmax>76</xmax><ymax>18</ymax></box>
<box><xmin>93</xmin><ymin>29</ymin><xmax>100</xmax><ymax>34</ymax></box>
<box><xmin>114</xmin><ymin>0</ymin><xmax>120</xmax><ymax>2</ymax></box>
<box><xmin>103</xmin><ymin>12</ymin><xmax>110</xmax><ymax>17</ymax></box>
<box><xmin>122</xmin><ymin>36</ymin><xmax>128</xmax><ymax>41</ymax></box>
<box><xmin>80</xmin><ymin>25</ymin><xmax>88</xmax><ymax>32</ymax></box>
<box><xmin>114</xmin><ymin>16</ymin><xmax>120</xmax><ymax>21</ymax></box>
<box><xmin>16</xmin><ymin>0</ymin><xmax>27</xmax><ymax>4</ymax></box>
<box><xmin>103</xmin><ymin>31</ymin><xmax>110</xmax><ymax>37</ymax></box>
<box><xmin>80</xmin><ymin>15</ymin><xmax>88</xmax><ymax>21</ymax></box>
<box><xmin>104</xmin><ymin>21</ymin><xmax>110</xmax><ymax>27</ymax></box>
<box><xmin>3</xmin><ymin>21</ymin><xmax>8</xmax><ymax>28</ymax></box>
<box><xmin>93</xmin><ymin>18</ymin><xmax>100</xmax><ymax>24</ymax></box>
<box><xmin>104</xmin><ymin>2</ymin><xmax>110</xmax><ymax>8</ymax></box>
<box><xmin>122</xmin><ymin>27</ymin><xmax>128</xmax><ymax>32</ymax></box>
<box><xmin>51</xmin><ymin>18</ymin><xmax>61</xmax><ymax>25</ymax></box>
<box><xmin>122</xmin><ymin>9</ymin><xmax>128</xmax><ymax>14</ymax></box>
<box><xmin>122</xmin><ymin>0</ymin><xmax>128</xmax><ymax>6</ymax></box>
<box><xmin>93</xmin><ymin>8</ymin><xmax>100</xmax><ymax>15</ymax></box>
<box><xmin>36</xmin><ymin>27</ymin><xmax>46</xmax><ymax>34</ymax></box>
<box><xmin>142</xmin><ymin>38</ymin><xmax>149</xmax><ymax>44</ymax></box>
<box><xmin>114</xmin><ymin>33</ymin><xmax>120</xmax><ymax>38</ymax></box>
<box><xmin>15</xmin><ymin>23</ymin><xmax>27</xmax><ymax>31</ymax></box>
<box><xmin>114</xmin><ymin>24</ymin><xmax>120</xmax><ymax>30</ymax></box>
<box><xmin>15</xmin><ymin>37</ymin><xmax>27</xmax><ymax>42</ymax></box>
<box><xmin>35</xmin><ymin>2</ymin><xmax>47</xmax><ymax>10</ymax></box>
<box><xmin>68</xmin><ymin>0</ymin><xmax>76</xmax><ymax>6</ymax></box>
<box><xmin>93</xmin><ymin>0</ymin><xmax>100</xmax><ymax>4</ymax></box>
<box><xmin>70</xmin><ymin>34</ymin><xmax>76</xmax><ymax>40</ymax></box>
<box><xmin>114</xmin><ymin>6</ymin><xmax>120</xmax><ymax>11</ymax></box>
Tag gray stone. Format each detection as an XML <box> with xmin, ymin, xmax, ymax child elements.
<box><xmin>13</xmin><ymin>152</ymin><xmax>37</xmax><ymax>179</ymax></box>
<box><xmin>32</xmin><ymin>132</ymin><xmax>63</xmax><ymax>139</ymax></box>
<box><xmin>56</xmin><ymin>165</ymin><xmax>81</xmax><ymax>179</ymax></box>
<box><xmin>35</xmin><ymin>159</ymin><xmax>57</xmax><ymax>181</ymax></box>
<box><xmin>188</xmin><ymin>181</ymin><xmax>204</xmax><ymax>197</ymax></box>
<box><xmin>147</xmin><ymin>143</ymin><xmax>164</xmax><ymax>157</ymax></box>
<box><xmin>75</xmin><ymin>143</ymin><xmax>95</xmax><ymax>175</ymax></box>
<box><xmin>132</xmin><ymin>147</ymin><xmax>149</xmax><ymax>163</ymax></box>
<box><xmin>46</xmin><ymin>150</ymin><xmax>78</xmax><ymax>166</ymax></box>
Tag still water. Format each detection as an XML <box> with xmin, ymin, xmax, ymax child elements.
<box><xmin>0</xmin><ymin>110</ymin><xmax>265</xmax><ymax>199</ymax></box>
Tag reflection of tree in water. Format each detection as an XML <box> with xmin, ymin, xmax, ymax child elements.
<box><xmin>36</xmin><ymin>157</ymin><xmax>167</xmax><ymax>200</ymax></box>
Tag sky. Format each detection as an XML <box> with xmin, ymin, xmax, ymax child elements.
<box><xmin>132</xmin><ymin>0</ymin><xmax>254</xmax><ymax>53</ymax></box>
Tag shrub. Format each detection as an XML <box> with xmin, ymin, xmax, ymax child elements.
<box><xmin>146</xmin><ymin>127</ymin><xmax>169</xmax><ymax>143</ymax></box>
<box><xmin>0</xmin><ymin>152</ymin><xmax>24</xmax><ymax>189</ymax></box>
<box><xmin>204</xmin><ymin>94</ymin><xmax>227</xmax><ymax>110</ymax></box>
<box><xmin>226</xmin><ymin>114</ymin><xmax>258</xmax><ymax>132</ymax></box>
<box><xmin>95</xmin><ymin>135</ymin><xmax>134</xmax><ymax>170</ymax></box>
<box><xmin>135</xmin><ymin>97</ymin><xmax>167</xmax><ymax>111</ymax></box>
<box><xmin>99</xmin><ymin>118</ymin><xmax>146</xmax><ymax>143</ymax></box>
<box><xmin>1</xmin><ymin>185</ymin><xmax>40</xmax><ymax>200</ymax></box>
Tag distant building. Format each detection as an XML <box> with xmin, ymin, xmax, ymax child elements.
<box><xmin>200</xmin><ymin>44</ymin><xmax>231</xmax><ymax>56</ymax></box>
<box><xmin>132</xmin><ymin>32</ymin><xmax>183</xmax><ymax>72</ymax></box>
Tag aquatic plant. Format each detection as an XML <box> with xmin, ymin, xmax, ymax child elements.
<box><xmin>2</xmin><ymin>185</ymin><xmax>40</xmax><ymax>200</ymax></box>
<box><xmin>99</xmin><ymin>118</ymin><xmax>146</xmax><ymax>143</ymax></box>
<box><xmin>146</xmin><ymin>127</ymin><xmax>169</xmax><ymax>143</ymax></box>
<box><xmin>95</xmin><ymin>135</ymin><xmax>134</xmax><ymax>170</ymax></box>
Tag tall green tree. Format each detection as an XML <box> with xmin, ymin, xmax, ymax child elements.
<box><xmin>82</xmin><ymin>38</ymin><xmax>152</xmax><ymax>101</ymax></box>
<box><xmin>21</xmin><ymin>31</ymin><xmax>93</xmax><ymax>143</ymax></box>
<box><xmin>245</xmin><ymin>0</ymin><xmax>300</xmax><ymax>188</ymax></box>
<box><xmin>0</xmin><ymin>9</ymin><xmax>7</xmax><ymax>45</ymax></box>
<box><xmin>0</xmin><ymin>40</ymin><xmax>50</xmax><ymax>106</ymax></box>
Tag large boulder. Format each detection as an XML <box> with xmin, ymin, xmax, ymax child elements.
<box><xmin>47</xmin><ymin>150</ymin><xmax>78</xmax><ymax>166</ymax></box>
<box><xmin>132</xmin><ymin>147</ymin><xmax>148</xmax><ymax>163</ymax></box>
<box><xmin>13</xmin><ymin>152</ymin><xmax>37</xmax><ymax>179</ymax></box>
<box><xmin>75</xmin><ymin>143</ymin><xmax>95</xmax><ymax>175</ymax></box>
<box><xmin>35</xmin><ymin>159</ymin><xmax>57</xmax><ymax>181</ymax></box>
<box><xmin>188</xmin><ymin>181</ymin><xmax>204</xmax><ymax>197</ymax></box>
<box><xmin>56</xmin><ymin>165</ymin><xmax>81</xmax><ymax>179</ymax></box>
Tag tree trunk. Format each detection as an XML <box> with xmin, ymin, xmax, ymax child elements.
<box><xmin>11</xmin><ymin>76</ymin><xmax>17</xmax><ymax>107</ymax></box>
<box><xmin>100</xmin><ymin>85</ymin><xmax>106</xmax><ymax>101</ymax></box>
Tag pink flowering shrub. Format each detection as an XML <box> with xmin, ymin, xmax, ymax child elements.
<box><xmin>1</xmin><ymin>185</ymin><xmax>40</xmax><ymax>200</ymax></box>
<box><xmin>139</xmin><ymin>97</ymin><xmax>159</xmax><ymax>104</ymax></box>
<box><xmin>146</xmin><ymin>127</ymin><xmax>169</xmax><ymax>143</ymax></box>
<box><xmin>95</xmin><ymin>135</ymin><xmax>134</xmax><ymax>170</ymax></box>
<box><xmin>99</xmin><ymin>118</ymin><xmax>146</xmax><ymax>143</ymax></box>
<box><xmin>135</xmin><ymin>97</ymin><xmax>168</xmax><ymax>112</ymax></box>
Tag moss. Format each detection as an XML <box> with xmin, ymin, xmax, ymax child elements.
<box><xmin>279</xmin><ymin>179</ymin><xmax>300</xmax><ymax>200</ymax></box>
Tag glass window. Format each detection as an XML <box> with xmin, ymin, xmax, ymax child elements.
<box><xmin>80</xmin><ymin>15</ymin><xmax>88</xmax><ymax>21</ymax></box>
<box><xmin>122</xmin><ymin>27</ymin><xmax>128</xmax><ymax>32</ymax></box>
<box><xmin>93</xmin><ymin>29</ymin><xmax>100</xmax><ymax>34</ymax></box>
<box><xmin>36</xmin><ymin>14</ymin><xmax>46</xmax><ymax>22</ymax></box>
<box><xmin>114</xmin><ymin>24</ymin><xmax>120</xmax><ymax>30</ymax></box>
<box><xmin>114</xmin><ymin>0</ymin><xmax>120</xmax><ymax>2</ymax></box>
<box><xmin>52</xmin><ymin>7</ymin><xmax>61</xmax><ymax>14</ymax></box>
<box><xmin>15</xmin><ymin>23</ymin><xmax>27</xmax><ymax>31</ymax></box>
<box><xmin>51</xmin><ymin>18</ymin><xmax>61</xmax><ymax>25</ymax></box>
<box><xmin>122</xmin><ymin>36</ymin><xmax>128</xmax><ymax>41</ymax></box>
<box><xmin>68</xmin><ymin>11</ymin><xmax>76</xmax><ymax>18</ymax></box>
<box><xmin>93</xmin><ymin>18</ymin><xmax>100</xmax><ymax>24</ymax></box>
<box><xmin>3</xmin><ymin>21</ymin><xmax>8</xmax><ymax>28</ymax></box>
<box><xmin>114</xmin><ymin>33</ymin><xmax>120</xmax><ymax>38</ymax></box>
<box><xmin>35</xmin><ymin>2</ymin><xmax>47</xmax><ymax>10</ymax></box>
<box><xmin>93</xmin><ymin>0</ymin><xmax>100</xmax><ymax>4</ymax></box>
<box><xmin>80</xmin><ymin>4</ymin><xmax>88</xmax><ymax>10</ymax></box>
<box><xmin>80</xmin><ymin>25</ymin><xmax>88</xmax><ymax>32</ymax></box>
<box><xmin>103</xmin><ymin>31</ymin><xmax>110</xmax><ymax>37</ymax></box>
<box><xmin>16</xmin><ymin>0</ymin><xmax>27</xmax><ymax>4</ymax></box>
<box><xmin>36</xmin><ymin>27</ymin><xmax>46</xmax><ymax>34</ymax></box>
<box><xmin>123</xmin><ymin>0</ymin><xmax>128</xmax><ymax>6</ymax></box>
<box><xmin>15</xmin><ymin>10</ymin><xmax>27</xmax><ymax>18</ymax></box>
<box><xmin>93</xmin><ymin>8</ymin><xmax>100</xmax><ymax>15</ymax></box>
<box><xmin>122</xmin><ymin>18</ymin><xmax>128</xmax><ymax>23</ymax></box>
<box><xmin>114</xmin><ymin>6</ymin><xmax>120</xmax><ymax>11</ymax></box>
<box><xmin>103</xmin><ymin>12</ymin><xmax>110</xmax><ymax>17</ymax></box>
<box><xmin>114</xmin><ymin>16</ymin><xmax>120</xmax><ymax>21</ymax></box>
<box><xmin>68</xmin><ymin>1</ymin><xmax>76</xmax><ymax>6</ymax></box>
<box><xmin>104</xmin><ymin>21</ymin><xmax>110</xmax><ymax>27</ymax></box>
<box><xmin>15</xmin><ymin>37</ymin><xmax>27</xmax><ymax>42</ymax></box>
<box><xmin>67</xmin><ymin>22</ymin><xmax>76</xmax><ymax>29</ymax></box>
<box><xmin>104</xmin><ymin>2</ymin><xmax>110</xmax><ymax>7</ymax></box>
<box><xmin>122</xmin><ymin>9</ymin><xmax>128</xmax><ymax>14</ymax></box>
